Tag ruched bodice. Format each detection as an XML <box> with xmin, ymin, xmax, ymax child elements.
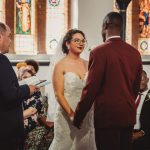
<box><xmin>49</xmin><ymin>72</ymin><xmax>96</xmax><ymax>150</ymax></box>
<box><xmin>64</xmin><ymin>72</ymin><xmax>87</xmax><ymax>111</ymax></box>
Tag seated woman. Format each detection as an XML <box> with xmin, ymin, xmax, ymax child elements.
<box><xmin>16</xmin><ymin>62</ymin><xmax>54</xmax><ymax>150</ymax></box>
<box><xmin>24</xmin><ymin>59</ymin><xmax>39</xmax><ymax>75</ymax></box>
<box><xmin>17</xmin><ymin>64</ymin><xmax>43</xmax><ymax>133</ymax></box>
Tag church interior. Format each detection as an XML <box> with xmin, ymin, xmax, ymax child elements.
<box><xmin>1</xmin><ymin>0</ymin><xmax>150</xmax><ymax>150</ymax></box>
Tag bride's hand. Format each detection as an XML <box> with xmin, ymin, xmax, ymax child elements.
<box><xmin>69</xmin><ymin>111</ymin><xmax>74</xmax><ymax>122</ymax></box>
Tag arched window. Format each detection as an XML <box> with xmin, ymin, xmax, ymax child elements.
<box><xmin>14</xmin><ymin>0</ymin><xmax>36</xmax><ymax>54</ymax></box>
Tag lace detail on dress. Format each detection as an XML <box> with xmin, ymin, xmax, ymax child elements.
<box><xmin>49</xmin><ymin>72</ymin><xmax>96</xmax><ymax>150</ymax></box>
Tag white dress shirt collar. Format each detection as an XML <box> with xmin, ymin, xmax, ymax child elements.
<box><xmin>134</xmin><ymin>89</ymin><xmax>149</xmax><ymax>129</ymax></box>
<box><xmin>106</xmin><ymin>36</ymin><xmax>121</xmax><ymax>41</ymax></box>
<box><xmin>142</xmin><ymin>89</ymin><xmax>149</xmax><ymax>97</ymax></box>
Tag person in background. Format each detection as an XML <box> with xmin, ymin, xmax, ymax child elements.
<box><xmin>24</xmin><ymin>59</ymin><xmax>54</xmax><ymax>132</ymax></box>
<box><xmin>16</xmin><ymin>62</ymin><xmax>34</xmax><ymax>81</ymax></box>
<box><xmin>0</xmin><ymin>22</ymin><xmax>38</xmax><ymax>150</ymax></box>
<box><xmin>132</xmin><ymin>70</ymin><xmax>150</xmax><ymax>150</ymax></box>
<box><xmin>16</xmin><ymin>63</ymin><xmax>54</xmax><ymax>150</ymax></box>
<box><xmin>73</xmin><ymin>12</ymin><xmax>142</xmax><ymax>150</ymax></box>
<box><xmin>17</xmin><ymin>66</ymin><xmax>43</xmax><ymax>134</ymax></box>
<box><xmin>25</xmin><ymin>59</ymin><xmax>39</xmax><ymax>75</ymax></box>
<box><xmin>24</xmin><ymin>59</ymin><xmax>46</xmax><ymax>98</ymax></box>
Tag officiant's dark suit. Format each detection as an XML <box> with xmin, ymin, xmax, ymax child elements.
<box><xmin>73</xmin><ymin>12</ymin><xmax>142</xmax><ymax>150</ymax></box>
<box><xmin>0</xmin><ymin>22</ymin><xmax>37</xmax><ymax>150</ymax></box>
<box><xmin>133</xmin><ymin>90</ymin><xmax>150</xmax><ymax>150</ymax></box>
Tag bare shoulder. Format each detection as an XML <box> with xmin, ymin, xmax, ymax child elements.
<box><xmin>54</xmin><ymin>57</ymin><xmax>67</xmax><ymax>72</ymax></box>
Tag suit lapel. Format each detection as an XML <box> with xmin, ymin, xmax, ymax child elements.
<box><xmin>144</xmin><ymin>90</ymin><xmax>150</xmax><ymax>102</ymax></box>
<box><xmin>140</xmin><ymin>90</ymin><xmax>150</xmax><ymax>132</ymax></box>
<box><xmin>140</xmin><ymin>89</ymin><xmax>150</xmax><ymax>118</ymax></box>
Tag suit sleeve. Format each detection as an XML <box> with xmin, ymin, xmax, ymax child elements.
<box><xmin>73</xmin><ymin>51</ymin><xmax>106</xmax><ymax>128</ymax></box>
<box><xmin>0</xmin><ymin>55</ymin><xmax>30</xmax><ymax>105</ymax></box>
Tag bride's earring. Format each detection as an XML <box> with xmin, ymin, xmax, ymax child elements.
<box><xmin>67</xmin><ymin>45</ymin><xmax>70</xmax><ymax>50</ymax></box>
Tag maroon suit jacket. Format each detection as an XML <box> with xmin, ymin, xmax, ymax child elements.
<box><xmin>73</xmin><ymin>38</ymin><xmax>142</xmax><ymax>129</ymax></box>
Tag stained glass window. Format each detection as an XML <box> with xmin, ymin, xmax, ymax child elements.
<box><xmin>138</xmin><ymin>0</ymin><xmax>150</xmax><ymax>55</ymax></box>
<box><xmin>46</xmin><ymin>0</ymin><xmax>69</xmax><ymax>54</ymax></box>
<box><xmin>14</xmin><ymin>0</ymin><xmax>69</xmax><ymax>55</ymax></box>
<box><xmin>14</xmin><ymin>0</ymin><xmax>36</xmax><ymax>55</ymax></box>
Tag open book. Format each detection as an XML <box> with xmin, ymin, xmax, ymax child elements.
<box><xmin>19</xmin><ymin>76</ymin><xmax>50</xmax><ymax>87</ymax></box>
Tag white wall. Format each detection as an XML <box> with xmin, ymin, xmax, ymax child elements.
<box><xmin>78</xmin><ymin>0</ymin><xmax>113</xmax><ymax>48</ymax></box>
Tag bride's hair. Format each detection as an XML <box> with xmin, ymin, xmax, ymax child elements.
<box><xmin>62</xmin><ymin>29</ymin><xmax>86</xmax><ymax>54</ymax></box>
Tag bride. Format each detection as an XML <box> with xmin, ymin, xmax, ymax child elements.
<box><xmin>48</xmin><ymin>29</ymin><xmax>96</xmax><ymax>150</ymax></box>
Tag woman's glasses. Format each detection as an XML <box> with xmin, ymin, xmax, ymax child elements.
<box><xmin>71</xmin><ymin>38</ymin><xmax>87</xmax><ymax>45</ymax></box>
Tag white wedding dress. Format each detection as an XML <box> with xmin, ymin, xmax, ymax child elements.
<box><xmin>49</xmin><ymin>72</ymin><xmax>97</xmax><ymax>150</ymax></box>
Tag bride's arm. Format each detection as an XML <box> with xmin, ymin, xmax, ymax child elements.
<box><xmin>53</xmin><ymin>62</ymin><xmax>74</xmax><ymax>117</ymax></box>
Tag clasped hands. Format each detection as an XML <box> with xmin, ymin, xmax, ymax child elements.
<box><xmin>69</xmin><ymin>111</ymin><xmax>83</xmax><ymax>129</ymax></box>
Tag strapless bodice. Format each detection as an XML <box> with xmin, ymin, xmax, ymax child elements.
<box><xmin>64</xmin><ymin>72</ymin><xmax>87</xmax><ymax>111</ymax></box>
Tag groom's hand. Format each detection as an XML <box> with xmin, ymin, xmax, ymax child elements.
<box><xmin>73</xmin><ymin>118</ymin><xmax>83</xmax><ymax>129</ymax></box>
<box><xmin>69</xmin><ymin>111</ymin><xmax>82</xmax><ymax>129</ymax></box>
<box><xmin>78</xmin><ymin>122</ymin><xmax>83</xmax><ymax>129</ymax></box>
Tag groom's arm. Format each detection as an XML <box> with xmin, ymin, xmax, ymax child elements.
<box><xmin>73</xmin><ymin>50</ymin><xmax>106</xmax><ymax>128</ymax></box>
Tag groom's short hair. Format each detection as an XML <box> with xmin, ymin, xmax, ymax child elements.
<box><xmin>103</xmin><ymin>12</ymin><xmax>123</xmax><ymax>32</ymax></box>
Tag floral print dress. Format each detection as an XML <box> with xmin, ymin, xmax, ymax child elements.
<box><xmin>23</xmin><ymin>91</ymin><xmax>43</xmax><ymax>134</ymax></box>
<box><xmin>23</xmin><ymin>93</ymin><xmax>54</xmax><ymax>150</ymax></box>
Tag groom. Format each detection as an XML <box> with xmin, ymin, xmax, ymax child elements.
<box><xmin>73</xmin><ymin>12</ymin><xmax>142</xmax><ymax>150</ymax></box>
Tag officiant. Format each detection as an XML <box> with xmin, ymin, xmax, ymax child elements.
<box><xmin>0</xmin><ymin>22</ymin><xmax>38</xmax><ymax>150</ymax></box>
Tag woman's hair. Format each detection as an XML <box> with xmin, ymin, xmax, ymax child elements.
<box><xmin>17</xmin><ymin>66</ymin><xmax>34</xmax><ymax>80</ymax></box>
<box><xmin>25</xmin><ymin>59</ymin><xmax>39</xmax><ymax>73</ymax></box>
<box><xmin>16</xmin><ymin>62</ymin><xmax>27</xmax><ymax>69</ymax></box>
<box><xmin>62</xmin><ymin>29</ymin><xmax>86</xmax><ymax>54</ymax></box>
